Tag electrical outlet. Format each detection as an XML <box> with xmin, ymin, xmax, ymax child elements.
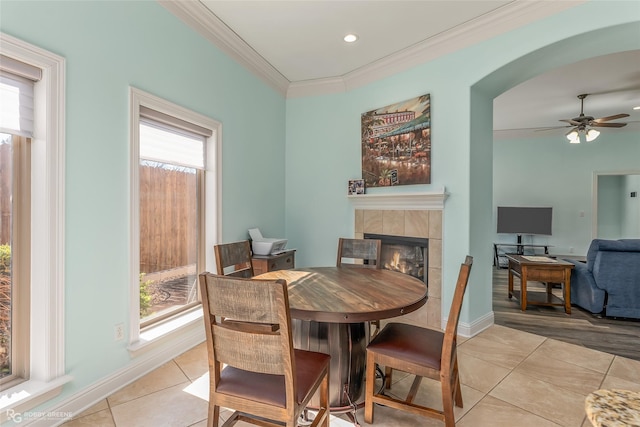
<box><xmin>114</xmin><ymin>323</ymin><xmax>124</xmax><ymax>341</ymax></box>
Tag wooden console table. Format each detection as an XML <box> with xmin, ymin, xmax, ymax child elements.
<box><xmin>251</xmin><ymin>250</ymin><xmax>295</xmax><ymax>275</ymax></box>
<box><xmin>506</xmin><ymin>254</ymin><xmax>574</xmax><ymax>314</ymax></box>
<box><xmin>494</xmin><ymin>242</ymin><xmax>551</xmax><ymax>268</ymax></box>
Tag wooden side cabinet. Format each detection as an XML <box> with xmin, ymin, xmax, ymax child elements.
<box><xmin>252</xmin><ymin>250</ymin><xmax>296</xmax><ymax>276</ymax></box>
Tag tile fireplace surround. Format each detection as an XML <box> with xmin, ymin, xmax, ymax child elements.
<box><xmin>350</xmin><ymin>190</ymin><xmax>446</xmax><ymax>331</ymax></box>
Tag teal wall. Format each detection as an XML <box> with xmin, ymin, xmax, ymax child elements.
<box><xmin>285</xmin><ymin>2</ymin><xmax>640</xmax><ymax>324</ymax></box>
<box><xmin>598</xmin><ymin>175</ymin><xmax>625</xmax><ymax>239</ymax></box>
<box><xmin>622</xmin><ymin>175</ymin><xmax>640</xmax><ymax>237</ymax></box>
<box><xmin>1</xmin><ymin>0</ymin><xmax>640</xmax><ymax>417</ymax></box>
<box><xmin>1</xmin><ymin>0</ymin><xmax>285</xmax><ymax>410</ymax></box>
<box><xmin>495</xmin><ymin>133</ymin><xmax>640</xmax><ymax>252</ymax></box>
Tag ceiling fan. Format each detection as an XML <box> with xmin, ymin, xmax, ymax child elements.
<box><xmin>555</xmin><ymin>93</ymin><xmax>630</xmax><ymax>143</ymax></box>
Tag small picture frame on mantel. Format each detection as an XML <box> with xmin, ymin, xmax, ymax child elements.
<box><xmin>348</xmin><ymin>179</ymin><xmax>365</xmax><ymax>195</ymax></box>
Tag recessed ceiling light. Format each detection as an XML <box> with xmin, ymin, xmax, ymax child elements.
<box><xmin>634</xmin><ymin>106</ymin><xmax>640</xmax><ymax>110</ymax></box>
<box><xmin>343</xmin><ymin>34</ymin><xmax>358</xmax><ymax>43</ymax></box>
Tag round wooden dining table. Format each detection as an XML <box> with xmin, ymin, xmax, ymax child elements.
<box><xmin>255</xmin><ymin>266</ymin><xmax>428</xmax><ymax>411</ymax></box>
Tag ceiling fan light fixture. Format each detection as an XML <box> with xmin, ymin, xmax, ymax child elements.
<box><xmin>586</xmin><ymin>128</ymin><xmax>600</xmax><ymax>142</ymax></box>
<box><xmin>566</xmin><ymin>129</ymin><xmax>580</xmax><ymax>143</ymax></box>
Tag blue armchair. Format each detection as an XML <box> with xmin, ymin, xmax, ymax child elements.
<box><xmin>564</xmin><ymin>239</ymin><xmax>640</xmax><ymax>319</ymax></box>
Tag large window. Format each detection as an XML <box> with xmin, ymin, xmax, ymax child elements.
<box><xmin>0</xmin><ymin>33</ymin><xmax>67</xmax><ymax>418</ymax></box>
<box><xmin>138</xmin><ymin>118</ymin><xmax>205</xmax><ymax>326</ymax></box>
<box><xmin>1</xmin><ymin>54</ymin><xmax>39</xmax><ymax>387</ymax></box>
<box><xmin>130</xmin><ymin>88</ymin><xmax>221</xmax><ymax>342</ymax></box>
<box><xmin>0</xmin><ymin>133</ymin><xmax>30</xmax><ymax>386</ymax></box>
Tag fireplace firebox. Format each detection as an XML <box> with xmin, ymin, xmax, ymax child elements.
<box><xmin>364</xmin><ymin>233</ymin><xmax>428</xmax><ymax>285</ymax></box>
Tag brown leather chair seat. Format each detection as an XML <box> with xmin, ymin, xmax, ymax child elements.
<box><xmin>217</xmin><ymin>349</ymin><xmax>330</xmax><ymax>408</ymax></box>
<box><xmin>368</xmin><ymin>322</ymin><xmax>443</xmax><ymax>370</ymax></box>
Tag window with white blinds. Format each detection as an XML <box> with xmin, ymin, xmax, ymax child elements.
<box><xmin>0</xmin><ymin>55</ymin><xmax>42</xmax><ymax>137</ymax></box>
<box><xmin>139</xmin><ymin>120</ymin><xmax>206</xmax><ymax>170</ymax></box>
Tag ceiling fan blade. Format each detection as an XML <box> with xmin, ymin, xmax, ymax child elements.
<box><xmin>533</xmin><ymin>125</ymin><xmax>572</xmax><ymax>132</ymax></box>
<box><xmin>593</xmin><ymin>113</ymin><xmax>630</xmax><ymax>122</ymax></box>
<box><xmin>591</xmin><ymin>122</ymin><xmax>627</xmax><ymax>128</ymax></box>
<box><xmin>559</xmin><ymin>119</ymin><xmax>582</xmax><ymax>126</ymax></box>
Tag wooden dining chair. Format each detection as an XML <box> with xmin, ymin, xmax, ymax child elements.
<box><xmin>199</xmin><ymin>273</ymin><xmax>331</xmax><ymax>427</ymax></box>
<box><xmin>364</xmin><ymin>255</ymin><xmax>473</xmax><ymax>427</ymax></box>
<box><xmin>336</xmin><ymin>237</ymin><xmax>382</xmax><ymax>269</ymax></box>
<box><xmin>214</xmin><ymin>240</ymin><xmax>254</xmax><ymax>278</ymax></box>
<box><xmin>337</xmin><ymin>237</ymin><xmax>383</xmax><ymax>336</ymax></box>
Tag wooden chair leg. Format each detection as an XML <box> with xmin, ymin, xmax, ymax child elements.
<box><xmin>208</xmin><ymin>403</ymin><xmax>220</xmax><ymax>427</ymax></box>
<box><xmin>441</xmin><ymin>381</ymin><xmax>456</xmax><ymax>427</ymax></box>
<box><xmin>407</xmin><ymin>376</ymin><xmax>422</xmax><ymax>403</ymax></box>
<box><xmin>453</xmin><ymin>358</ymin><xmax>463</xmax><ymax>408</ymax></box>
<box><xmin>320</xmin><ymin>370</ymin><xmax>330</xmax><ymax>427</ymax></box>
<box><xmin>364</xmin><ymin>353</ymin><xmax>376</xmax><ymax>423</ymax></box>
<box><xmin>384</xmin><ymin>366</ymin><xmax>393</xmax><ymax>389</ymax></box>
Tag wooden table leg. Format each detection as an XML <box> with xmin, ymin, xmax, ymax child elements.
<box><xmin>508</xmin><ymin>264</ymin><xmax>514</xmax><ymax>298</ymax></box>
<box><xmin>521</xmin><ymin>266</ymin><xmax>528</xmax><ymax>311</ymax></box>
<box><xmin>564</xmin><ymin>267</ymin><xmax>571</xmax><ymax>314</ymax></box>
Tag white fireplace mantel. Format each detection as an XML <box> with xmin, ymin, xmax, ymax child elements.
<box><xmin>347</xmin><ymin>187</ymin><xmax>448</xmax><ymax>210</ymax></box>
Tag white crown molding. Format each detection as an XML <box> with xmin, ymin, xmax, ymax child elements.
<box><xmin>348</xmin><ymin>188</ymin><xmax>448</xmax><ymax>211</ymax></box>
<box><xmin>158</xmin><ymin>0</ymin><xmax>290</xmax><ymax>96</ymax></box>
<box><xmin>160</xmin><ymin>0</ymin><xmax>584</xmax><ymax>99</ymax></box>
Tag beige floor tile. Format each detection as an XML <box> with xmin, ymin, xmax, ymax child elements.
<box><xmin>515</xmin><ymin>348</ymin><xmax>605</xmax><ymax>395</ymax></box>
<box><xmin>607</xmin><ymin>356</ymin><xmax>640</xmax><ymax>384</ymax></box>
<box><xmin>182</xmin><ymin>372</ymin><xmax>210</xmax><ymax>402</ymax></box>
<box><xmin>110</xmin><ymin>382</ymin><xmax>207</xmax><ymax>427</ymax></box>
<box><xmin>72</xmin><ymin>399</ymin><xmax>109</xmax><ymax>419</ymax></box>
<box><xmin>353</xmin><ymin>403</ymin><xmax>445</xmax><ymax>427</ymax></box>
<box><xmin>174</xmin><ymin>341</ymin><xmax>208</xmax><ymax>381</ymax></box>
<box><xmin>457</xmin><ymin>336</ymin><xmax>523</xmax><ymax>369</ymax></box>
<box><xmin>599</xmin><ymin>374</ymin><xmax>640</xmax><ymax>392</ymax></box>
<box><xmin>532</xmin><ymin>338</ymin><xmax>614</xmax><ymax>374</ymax></box>
<box><xmin>458</xmin><ymin>332</ymin><xmax>540</xmax><ymax>370</ymax></box>
<box><xmin>458</xmin><ymin>352</ymin><xmax>511</xmax><ymax>393</ymax></box>
<box><xmin>475</xmin><ymin>324</ymin><xmax>547</xmax><ymax>350</ymax></box>
<box><xmin>489</xmin><ymin>371</ymin><xmax>587</xmax><ymax>426</ymax></box>
<box><xmin>107</xmin><ymin>361</ymin><xmax>190</xmax><ymax>407</ymax></box>
<box><xmin>457</xmin><ymin>395</ymin><xmax>561</xmax><ymax>427</ymax></box>
<box><xmin>60</xmin><ymin>408</ymin><xmax>115</xmax><ymax>427</ymax></box>
<box><xmin>581</xmin><ymin>417</ymin><xmax>593</xmax><ymax>427</ymax></box>
<box><xmin>377</xmin><ymin>373</ymin><xmax>484</xmax><ymax>422</ymax></box>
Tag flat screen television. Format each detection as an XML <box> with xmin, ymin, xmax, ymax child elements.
<box><xmin>497</xmin><ymin>206</ymin><xmax>553</xmax><ymax>237</ymax></box>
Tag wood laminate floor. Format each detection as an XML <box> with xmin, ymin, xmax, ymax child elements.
<box><xmin>493</xmin><ymin>267</ymin><xmax>640</xmax><ymax>361</ymax></box>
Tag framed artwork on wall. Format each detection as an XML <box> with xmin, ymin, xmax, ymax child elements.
<box><xmin>361</xmin><ymin>93</ymin><xmax>431</xmax><ymax>187</ymax></box>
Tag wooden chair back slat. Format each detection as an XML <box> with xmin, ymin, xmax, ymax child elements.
<box><xmin>213</xmin><ymin>324</ymin><xmax>285</xmax><ymax>374</ymax></box>
<box><xmin>337</xmin><ymin>238</ymin><xmax>382</xmax><ymax>269</ymax></box>
<box><xmin>214</xmin><ymin>240</ymin><xmax>254</xmax><ymax>278</ymax></box>
<box><xmin>207</xmin><ymin>276</ymin><xmax>281</xmax><ymax>323</ymax></box>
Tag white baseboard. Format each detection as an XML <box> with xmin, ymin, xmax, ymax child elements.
<box><xmin>24</xmin><ymin>322</ymin><xmax>205</xmax><ymax>427</ymax></box>
<box><xmin>442</xmin><ymin>311</ymin><xmax>495</xmax><ymax>337</ymax></box>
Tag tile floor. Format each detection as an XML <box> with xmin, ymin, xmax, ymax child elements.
<box><xmin>61</xmin><ymin>324</ymin><xmax>640</xmax><ymax>427</ymax></box>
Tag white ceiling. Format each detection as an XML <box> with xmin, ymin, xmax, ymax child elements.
<box><xmin>162</xmin><ymin>1</ymin><xmax>640</xmax><ymax>138</ymax></box>
<box><xmin>200</xmin><ymin>0</ymin><xmax>514</xmax><ymax>82</ymax></box>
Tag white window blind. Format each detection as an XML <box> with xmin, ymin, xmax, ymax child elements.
<box><xmin>139</xmin><ymin>118</ymin><xmax>206</xmax><ymax>170</ymax></box>
<box><xmin>0</xmin><ymin>55</ymin><xmax>42</xmax><ymax>137</ymax></box>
